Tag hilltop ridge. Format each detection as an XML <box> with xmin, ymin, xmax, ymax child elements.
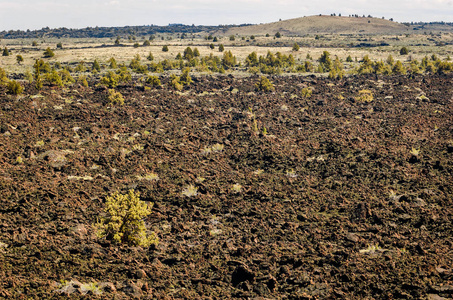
<box><xmin>217</xmin><ymin>15</ymin><xmax>411</xmax><ymax>36</ymax></box>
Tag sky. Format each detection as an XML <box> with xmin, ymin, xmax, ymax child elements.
<box><xmin>1</xmin><ymin>0</ymin><xmax>453</xmax><ymax>31</ymax></box>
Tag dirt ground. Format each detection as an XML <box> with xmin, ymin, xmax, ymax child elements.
<box><xmin>0</xmin><ymin>73</ymin><xmax>452</xmax><ymax>299</ymax></box>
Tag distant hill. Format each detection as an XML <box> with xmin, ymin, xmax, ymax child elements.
<box><xmin>1</xmin><ymin>16</ymin><xmax>452</xmax><ymax>39</ymax></box>
<box><xmin>215</xmin><ymin>15</ymin><xmax>412</xmax><ymax>36</ymax></box>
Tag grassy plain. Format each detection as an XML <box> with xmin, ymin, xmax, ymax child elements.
<box><xmin>1</xmin><ymin>31</ymin><xmax>452</xmax><ymax>76</ymax></box>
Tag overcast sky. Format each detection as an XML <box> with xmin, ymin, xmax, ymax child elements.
<box><xmin>1</xmin><ymin>0</ymin><xmax>452</xmax><ymax>31</ymax></box>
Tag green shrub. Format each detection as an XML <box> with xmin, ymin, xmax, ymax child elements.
<box><xmin>170</xmin><ymin>74</ymin><xmax>183</xmax><ymax>91</ymax></box>
<box><xmin>222</xmin><ymin>50</ymin><xmax>236</xmax><ymax>69</ymax></box>
<box><xmin>392</xmin><ymin>60</ymin><xmax>407</xmax><ymax>74</ymax></box>
<box><xmin>318</xmin><ymin>51</ymin><xmax>332</xmax><ymax>72</ymax></box>
<box><xmin>2</xmin><ymin>47</ymin><xmax>9</xmax><ymax>56</ymax></box>
<box><xmin>107</xmin><ymin>89</ymin><xmax>125</xmax><ymax>105</ymax></box>
<box><xmin>246</xmin><ymin>51</ymin><xmax>259</xmax><ymax>67</ymax></box>
<box><xmin>92</xmin><ymin>59</ymin><xmax>101</xmax><ymax>72</ymax></box>
<box><xmin>400</xmin><ymin>47</ymin><xmax>409</xmax><ymax>55</ymax></box>
<box><xmin>145</xmin><ymin>75</ymin><xmax>161</xmax><ymax>86</ymax></box>
<box><xmin>219</xmin><ymin>44</ymin><xmax>224</xmax><ymax>52</ymax></box>
<box><xmin>301</xmin><ymin>87</ymin><xmax>312</xmax><ymax>98</ymax></box>
<box><xmin>7</xmin><ymin>80</ymin><xmax>24</xmax><ymax>95</ymax></box>
<box><xmin>256</xmin><ymin>76</ymin><xmax>275</xmax><ymax>92</ymax></box>
<box><xmin>162</xmin><ymin>45</ymin><xmax>169</xmax><ymax>52</ymax></box>
<box><xmin>45</xmin><ymin>69</ymin><xmax>63</xmax><ymax>87</ymax></box>
<box><xmin>95</xmin><ymin>190</ymin><xmax>158</xmax><ymax>247</ymax></box>
<box><xmin>356</xmin><ymin>90</ymin><xmax>374</xmax><ymax>102</ymax></box>
<box><xmin>180</xmin><ymin>67</ymin><xmax>192</xmax><ymax>86</ymax></box>
<box><xmin>43</xmin><ymin>47</ymin><xmax>55</xmax><ymax>58</ymax></box>
<box><xmin>0</xmin><ymin>67</ymin><xmax>7</xmax><ymax>84</ymax></box>
<box><xmin>33</xmin><ymin>59</ymin><xmax>50</xmax><ymax>90</ymax></box>
<box><xmin>78</xmin><ymin>75</ymin><xmax>89</xmax><ymax>87</ymax></box>
<box><xmin>100</xmin><ymin>70</ymin><xmax>120</xmax><ymax>87</ymax></box>
<box><xmin>16</xmin><ymin>55</ymin><xmax>24</xmax><ymax>65</ymax></box>
<box><xmin>74</xmin><ymin>61</ymin><xmax>87</xmax><ymax>72</ymax></box>
<box><xmin>59</xmin><ymin>69</ymin><xmax>75</xmax><ymax>85</ymax></box>
<box><xmin>292</xmin><ymin>43</ymin><xmax>300</xmax><ymax>51</ymax></box>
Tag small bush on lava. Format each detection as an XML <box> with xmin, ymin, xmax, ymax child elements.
<box><xmin>6</xmin><ymin>80</ymin><xmax>24</xmax><ymax>95</ymax></box>
<box><xmin>95</xmin><ymin>190</ymin><xmax>158</xmax><ymax>247</ymax></box>
<box><xmin>355</xmin><ymin>90</ymin><xmax>374</xmax><ymax>102</ymax></box>
<box><xmin>255</xmin><ymin>76</ymin><xmax>275</xmax><ymax>92</ymax></box>
<box><xmin>145</xmin><ymin>75</ymin><xmax>161</xmax><ymax>86</ymax></box>
<box><xmin>107</xmin><ymin>89</ymin><xmax>125</xmax><ymax>105</ymax></box>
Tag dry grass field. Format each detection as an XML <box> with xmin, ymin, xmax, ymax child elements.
<box><xmin>1</xmin><ymin>33</ymin><xmax>452</xmax><ymax>77</ymax></box>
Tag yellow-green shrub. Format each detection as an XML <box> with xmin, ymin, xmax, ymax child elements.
<box><xmin>107</xmin><ymin>89</ymin><xmax>125</xmax><ymax>105</ymax></box>
<box><xmin>95</xmin><ymin>190</ymin><xmax>158</xmax><ymax>247</ymax></box>
<box><xmin>255</xmin><ymin>76</ymin><xmax>275</xmax><ymax>92</ymax></box>
<box><xmin>7</xmin><ymin>80</ymin><xmax>24</xmax><ymax>95</ymax></box>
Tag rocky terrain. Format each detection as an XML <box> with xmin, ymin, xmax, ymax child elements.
<box><xmin>0</xmin><ymin>73</ymin><xmax>452</xmax><ymax>299</ymax></box>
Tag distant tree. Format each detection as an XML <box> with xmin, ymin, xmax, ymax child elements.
<box><xmin>180</xmin><ymin>67</ymin><xmax>192</xmax><ymax>86</ymax></box>
<box><xmin>92</xmin><ymin>59</ymin><xmax>101</xmax><ymax>72</ymax></box>
<box><xmin>250</xmin><ymin>35</ymin><xmax>255</xmax><ymax>40</ymax></box>
<box><xmin>33</xmin><ymin>59</ymin><xmax>44</xmax><ymax>90</ymax></box>
<box><xmin>143</xmin><ymin>40</ymin><xmax>151</xmax><ymax>46</ymax></box>
<box><xmin>275</xmin><ymin>32</ymin><xmax>282</xmax><ymax>38</ymax></box>
<box><xmin>266</xmin><ymin>33</ymin><xmax>270</xmax><ymax>37</ymax></box>
<box><xmin>386</xmin><ymin>54</ymin><xmax>395</xmax><ymax>65</ymax></box>
<box><xmin>108</xmin><ymin>57</ymin><xmax>117</xmax><ymax>69</ymax></box>
<box><xmin>222</xmin><ymin>50</ymin><xmax>236</xmax><ymax>69</ymax></box>
<box><xmin>318</xmin><ymin>50</ymin><xmax>332</xmax><ymax>72</ymax></box>
<box><xmin>56</xmin><ymin>42</ymin><xmax>63</xmax><ymax>49</ymax></box>
<box><xmin>213</xmin><ymin>37</ymin><xmax>218</xmax><ymax>42</ymax></box>
<box><xmin>392</xmin><ymin>60</ymin><xmax>407</xmax><ymax>74</ymax></box>
<box><xmin>193</xmin><ymin>48</ymin><xmax>200</xmax><ymax>57</ymax></box>
<box><xmin>0</xmin><ymin>67</ymin><xmax>7</xmax><ymax>84</ymax></box>
<box><xmin>292</xmin><ymin>43</ymin><xmax>300</xmax><ymax>51</ymax></box>
<box><xmin>114</xmin><ymin>37</ymin><xmax>121</xmax><ymax>45</ymax></box>
<box><xmin>43</xmin><ymin>47</ymin><xmax>55</xmax><ymax>58</ymax></box>
<box><xmin>133</xmin><ymin>43</ymin><xmax>140</xmax><ymax>48</ymax></box>
<box><xmin>146</xmin><ymin>52</ymin><xmax>154</xmax><ymax>61</ymax></box>
<box><xmin>219</xmin><ymin>44</ymin><xmax>224</xmax><ymax>52</ymax></box>
<box><xmin>346</xmin><ymin>55</ymin><xmax>353</xmax><ymax>62</ymax></box>
<box><xmin>149</xmin><ymin>35</ymin><xmax>155</xmax><ymax>41</ymax></box>
<box><xmin>32</xmin><ymin>41</ymin><xmax>38</xmax><ymax>47</ymax></box>
<box><xmin>183</xmin><ymin>47</ymin><xmax>194</xmax><ymax>60</ymax></box>
<box><xmin>209</xmin><ymin>43</ymin><xmax>215</xmax><ymax>50</ymax></box>
<box><xmin>162</xmin><ymin>45</ymin><xmax>169</xmax><ymax>52</ymax></box>
<box><xmin>16</xmin><ymin>55</ymin><xmax>24</xmax><ymax>65</ymax></box>
<box><xmin>245</xmin><ymin>52</ymin><xmax>259</xmax><ymax>67</ymax></box>
<box><xmin>2</xmin><ymin>47</ymin><xmax>10</xmax><ymax>56</ymax></box>
<box><xmin>400</xmin><ymin>47</ymin><xmax>409</xmax><ymax>55</ymax></box>
<box><xmin>229</xmin><ymin>35</ymin><xmax>235</xmax><ymax>41</ymax></box>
